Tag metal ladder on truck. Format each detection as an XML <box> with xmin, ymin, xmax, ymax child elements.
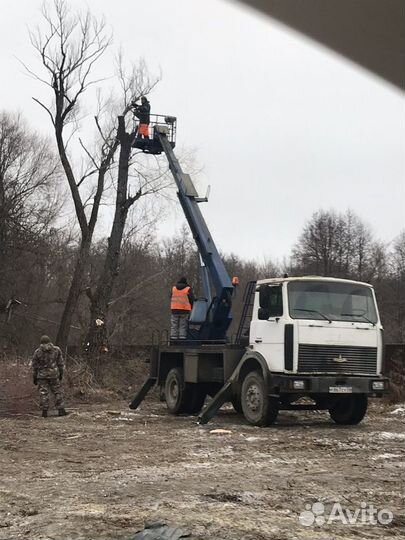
<box><xmin>235</xmin><ymin>280</ymin><xmax>257</xmax><ymax>346</ymax></box>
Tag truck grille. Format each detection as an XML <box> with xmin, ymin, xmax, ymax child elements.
<box><xmin>298</xmin><ymin>344</ymin><xmax>378</xmax><ymax>374</ymax></box>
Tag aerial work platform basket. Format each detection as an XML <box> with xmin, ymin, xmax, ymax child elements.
<box><xmin>131</xmin><ymin>114</ymin><xmax>177</xmax><ymax>155</ymax></box>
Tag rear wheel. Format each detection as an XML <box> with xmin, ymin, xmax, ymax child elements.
<box><xmin>165</xmin><ymin>368</ymin><xmax>206</xmax><ymax>415</ymax></box>
<box><xmin>329</xmin><ymin>394</ymin><xmax>368</xmax><ymax>425</ymax></box>
<box><xmin>241</xmin><ymin>371</ymin><xmax>279</xmax><ymax>426</ymax></box>
<box><xmin>165</xmin><ymin>367</ymin><xmax>188</xmax><ymax>414</ymax></box>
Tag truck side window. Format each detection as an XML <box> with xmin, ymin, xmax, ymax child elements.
<box><xmin>268</xmin><ymin>285</ymin><xmax>283</xmax><ymax>317</ymax></box>
<box><xmin>258</xmin><ymin>284</ymin><xmax>283</xmax><ymax>319</ymax></box>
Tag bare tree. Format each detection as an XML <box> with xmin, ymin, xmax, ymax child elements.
<box><xmin>84</xmin><ymin>112</ymin><xmax>171</xmax><ymax>353</ymax></box>
<box><xmin>292</xmin><ymin>209</ymin><xmax>382</xmax><ymax>280</ymax></box>
<box><xmin>0</xmin><ymin>112</ymin><xmax>60</xmax><ymax>250</ymax></box>
<box><xmin>385</xmin><ymin>231</ymin><xmax>405</xmax><ymax>341</ymax></box>
<box><xmin>24</xmin><ymin>0</ymin><xmax>112</xmax><ymax>349</ymax></box>
<box><xmin>0</xmin><ymin>111</ymin><xmax>63</xmax><ymax>349</ymax></box>
<box><xmin>27</xmin><ymin>0</ymin><xmax>159</xmax><ymax>350</ymax></box>
<box><xmin>80</xmin><ymin>59</ymin><xmax>161</xmax><ymax>353</ymax></box>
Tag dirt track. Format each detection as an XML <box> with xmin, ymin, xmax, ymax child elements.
<box><xmin>0</xmin><ymin>399</ymin><xmax>404</xmax><ymax>540</ymax></box>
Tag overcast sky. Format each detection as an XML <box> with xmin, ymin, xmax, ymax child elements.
<box><xmin>1</xmin><ymin>0</ymin><xmax>403</xmax><ymax>262</ymax></box>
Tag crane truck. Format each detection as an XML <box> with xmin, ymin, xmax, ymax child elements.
<box><xmin>129</xmin><ymin>115</ymin><xmax>388</xmax><ymax>426</ymax></box>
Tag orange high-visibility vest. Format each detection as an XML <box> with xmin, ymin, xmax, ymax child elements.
<box><xmin>171</xmin><ymin>286</ymin><xmax>192</xmax><ymax>311</ymax></box>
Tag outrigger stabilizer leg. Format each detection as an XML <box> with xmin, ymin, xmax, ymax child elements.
<box><xmin>129</xmin><ymin>377</ymin><xmax>156</xmax><ymax>410</ymax></box>
<box><xmin>198</xmin><ymin>380</ymin><xmax>234</xmax><ymax>424</ymax></box>
<box><xmin>198</xmin><ymin>358</ymin><xmax>247</xmax><ymax>424</ymax></box>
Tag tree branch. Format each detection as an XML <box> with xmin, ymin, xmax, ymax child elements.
<box><xmin>32</xmin><ymin>97</ymin><xmax>55</xmax><ymax>126</ymax></box>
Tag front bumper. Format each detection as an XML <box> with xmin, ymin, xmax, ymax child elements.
<box><xmin>271</xmin><ymin>373</ymin><xmax>389</xmax><ymax>396</ymax></box>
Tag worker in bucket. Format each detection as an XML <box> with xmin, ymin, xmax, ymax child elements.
<box><xmin>170</xmin><ymin>277</ymin><xmax>195</xmax><ymax>340</ymax></box>
<box><xmin>32</xmin><ymin>335</ymin><xmax>67</xmax><ymax>418</ymax></box>
<box><xmin>131</xmin><ymin>96</ymin><xmax>151</xmax><ymax>139</ymax></box>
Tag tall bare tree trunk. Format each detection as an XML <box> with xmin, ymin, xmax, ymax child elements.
<box><xmin>85</xmin><ymin>117</ymin><xmax>140</xmax><ymax>354</ymax></box>
<box><xmin>56</xmin><ymin>236</ymin><xmax>91</xmax><ymax>349</ymax></box>
<box><xmin>53</xmin><ymin>116</ymin><xmax>119</xmax><ymax>351</ymax></box>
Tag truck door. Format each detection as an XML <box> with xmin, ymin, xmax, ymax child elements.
<box><xmin>250</xmin><ymin>284</ymin><xmax>286</xmax><ymax>372</ymax></box>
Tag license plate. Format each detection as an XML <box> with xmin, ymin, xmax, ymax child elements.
<box><xmin>329</xmin><ymin>386</ymin><xmax>353</xmax><ymax>393</ymax></box>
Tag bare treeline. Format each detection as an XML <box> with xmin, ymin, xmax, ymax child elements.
<box><xmin>291</xmin><ymin>210</ymin><xmax>405</xmax><ymax>343</ymax></box>
<box><xmin>0</xmin><ymin>142</ymin><xmax>403</xmax><ymax>354</ymax></box>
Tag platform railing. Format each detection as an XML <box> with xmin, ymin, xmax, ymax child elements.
<box><xmin>132</xmin><ymin>113</ymin><xmax>177</xmax><ymax>145</ymax></box>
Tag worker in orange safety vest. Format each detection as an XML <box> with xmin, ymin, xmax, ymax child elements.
<box><xmin>131</xmin><ymin>96</ymin><xmax>150</xmax><ymax>139</ymax></box>
<box><xmin>170</xmin><ymin>277</ymin><xmax>195</xmax><ymax>340</ymax></box>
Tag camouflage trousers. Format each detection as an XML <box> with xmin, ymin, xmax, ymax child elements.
<box><xmin>37</xmin><ymin>378</ymin><xmax>65</xmax><ymax>411</ymax></box>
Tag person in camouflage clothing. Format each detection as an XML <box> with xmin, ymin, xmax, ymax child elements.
<box><xmin>32</xmin><ymin>335</ymin><xmax>67</xmax><ymax>418</ymax></box>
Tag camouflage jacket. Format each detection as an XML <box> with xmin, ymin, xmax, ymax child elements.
<box><xmin>32</xmin><ymin>343</ymin><xmax>64</xmax><ymax>379</ymax></box>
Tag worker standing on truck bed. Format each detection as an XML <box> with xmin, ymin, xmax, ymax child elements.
<box><xmin>170</xmin><ymin>277</ymin><xmax>195</xmax><ymax>340</ymax></box>
<box><xmin>32</xmin><ymin>335</ymin><xmax>67</xmax><ymax>418</ymax></box>
<box><xmin>131</xmin><ymin>96</ymin><xmax>150</xmax><ymax>139</ymax></box>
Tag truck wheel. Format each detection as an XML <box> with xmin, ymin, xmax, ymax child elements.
<box><xmin>165</xmin><ymin>367</ymin><xmax>189</xmax><ymax>414</ymax></box>
<box><xmin>329</xmin><ymin>394</ymin><xmax>368</xmax><ymax>425</ymax></box>
<box><xmin>241</xmin><ymin>371</ymin><xmax>279</xmax><ymax>426</ymax></box>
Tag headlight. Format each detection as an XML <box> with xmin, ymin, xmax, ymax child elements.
<box><xmin>293</xmin><ymin>380</ymin><xmax>305</xmax><ymax>390</ymax></box>
<box><xmin>372</xmin><ymin>381</ymin><xmax>385</xmax><ymax>390</ymax></box>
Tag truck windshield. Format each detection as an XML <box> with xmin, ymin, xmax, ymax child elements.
<box><xmin>288</xmin><ymin>281</ymin><xmax>378</xmax><ymax>324</ymax></box>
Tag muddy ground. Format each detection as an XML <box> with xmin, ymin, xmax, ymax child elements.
<box><xmin>0</xmin><ymin>395</ymin><xmax>404</xmax><ymax>540</ymax></box>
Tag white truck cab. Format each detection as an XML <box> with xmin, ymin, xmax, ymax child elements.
<box><xmin>231</xmin><ymin>276</ymin><xmax>388</xmax><ymax>426</ymax></box>
<box><xmin>250</xmin><ymin>276</ymin><xmax>383</xmax><ymax>375</ymax></box>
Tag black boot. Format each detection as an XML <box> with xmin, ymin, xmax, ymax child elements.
<box><xmin>58</xmin><ymin>408</ymin><xmax>68</xmax><ymax>416</ymax></box>
<box><xmin>42</xmin><ymin>410</ymin><xmax>48</xmax><ymax>418</ymax></box>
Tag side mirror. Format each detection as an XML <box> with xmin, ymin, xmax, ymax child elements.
<box><xmin>268</xmin><ymin>305</ymin><xmax>283</xmax><ymax>318</ymax></box>
<box><xmin>258</xmin><ymin>307</ymin><xmax>270</xmax><ymax>320</ymax></box>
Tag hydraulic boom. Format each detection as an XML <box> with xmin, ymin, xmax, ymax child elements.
<box><xmin>156</xmin><ymin>128</ymin><xmax>234</xmax><ymax>341</ymax></box>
